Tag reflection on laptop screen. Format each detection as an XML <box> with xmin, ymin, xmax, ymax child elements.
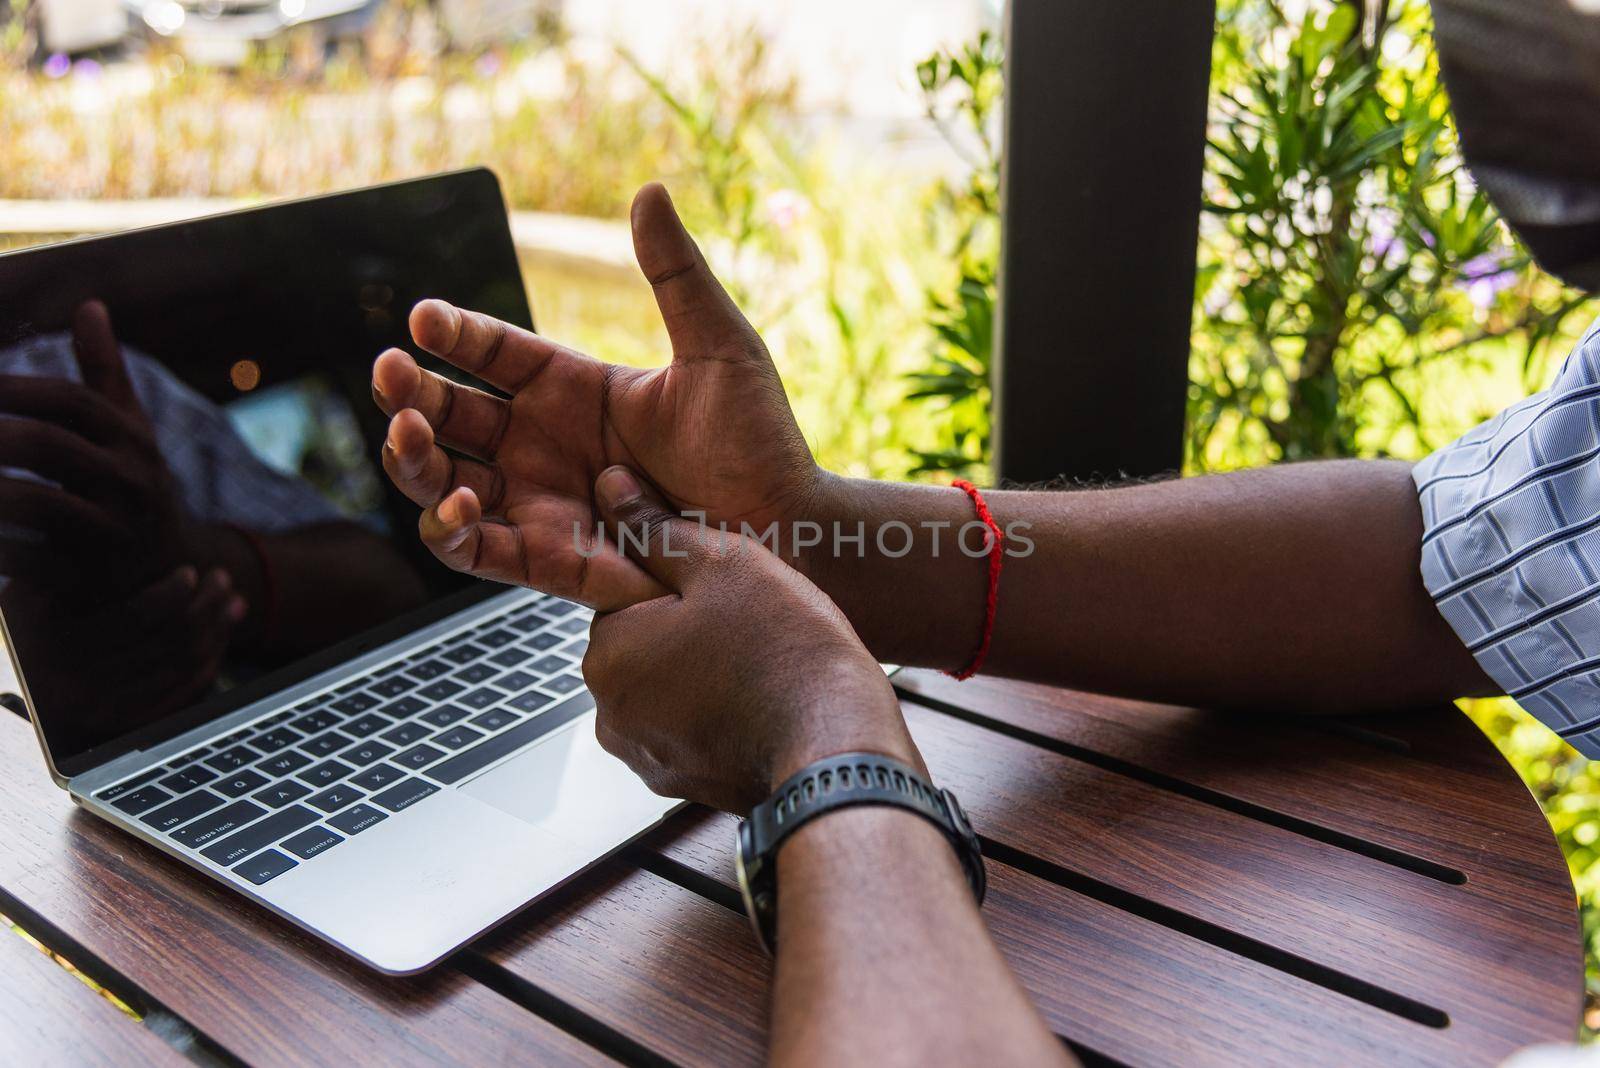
<box><xmin>0</xmin><ymin>170</ymin><xmax>532</xmax><ymax>777</ymax></box>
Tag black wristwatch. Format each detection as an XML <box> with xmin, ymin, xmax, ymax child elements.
<box><xmin>735</xmin><ymin>751</ymin><xmax>986</xmax><ymax>954</ymax></box>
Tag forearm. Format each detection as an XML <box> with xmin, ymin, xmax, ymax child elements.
<box><xmin>771</xmin><ymin>807</ymin><xmax>1068</xmax><ymax>1067</ymax></box>
<box><xmin>795</xmin><ymin>460</ymin><xmax>1493</xmax><ymax>711</ymax></box>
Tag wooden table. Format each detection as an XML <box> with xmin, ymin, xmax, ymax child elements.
<box><xmin>0</xmin><ymin>670</ymin><xmax>1583</xmax><ymax>1067</ymax></box>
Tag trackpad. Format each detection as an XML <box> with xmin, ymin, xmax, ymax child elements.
<box><xmin>461</xmin><ymin>715</ymin><xmax>678</xmax><ymax>846</ymax></box>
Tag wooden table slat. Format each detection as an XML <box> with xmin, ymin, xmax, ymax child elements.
<box><xmin>894</xmin><ymin>699</ymin><xmax>1572</xmax><ymax>1035</ymax></box>
<box><xmin>640</xmin><ymin>809</ymin><xmax>1463</xmax><ymax>1067</ymax></box>
<box><xmin>0</xmin><ymin>920</ymin><xmax>189</xmax><ymax>1068</ymax></box>
<box><xmin>894</xmin><ymin>670</ymin><xmax>1554</xmax><ymax>868</ymax></box>
<box><xmin>477</xmin><ymin>859</ymin><xmax>771</xmax><ymax>1066</ymax></box>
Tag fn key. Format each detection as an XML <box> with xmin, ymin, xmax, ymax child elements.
<box><xmin>234</xmin><ymin>849</ymin><xmax>297</xmax><ymax>885</ymax></box>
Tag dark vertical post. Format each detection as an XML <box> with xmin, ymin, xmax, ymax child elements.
<box><xmin>995</xmin><ymin>0</ymin><xmax>1216</xmax><ymax>484</ymax></box>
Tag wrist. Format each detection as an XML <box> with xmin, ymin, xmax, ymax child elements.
<box><xmin>778</xmin><ymin>469</ymin><xmax>856</xmax><ymax>588</ymax></box>
<box><xmin>764</xmin><ymin>679</ymin><xmax>924</xmax><ymax>800</ymax></box>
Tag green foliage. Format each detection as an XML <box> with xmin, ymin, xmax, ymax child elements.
<box><xmin>1193</xmin><ymin>0</ymin><xmax>1593</xmax><ymax>468</ymax></box>
<box><xmin>905</xmin><ymin>31</ymin><xmax>1001</xmax><ymax>480</ymax></box>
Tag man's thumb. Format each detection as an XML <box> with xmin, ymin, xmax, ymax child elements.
<box><xmin>630</xmin><ymin>182</ymin><xmax>759</xmax><ymax>360</ymax></box>
<box><xmin>595</xmin><ymin>466</ymin><xmax>708</xmax><ymax>591</ymax></box>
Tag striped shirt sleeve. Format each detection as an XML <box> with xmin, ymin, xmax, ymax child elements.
<box><xmin>1414</xmin><ymin>317</ymin><xmax>1600</xmax><ymax>757</ymax></box>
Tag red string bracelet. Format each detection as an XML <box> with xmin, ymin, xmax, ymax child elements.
<box><xmin>947</xmin><ymin>478</ymin><xmax>1004</xmax><ymax>681</ymax></box>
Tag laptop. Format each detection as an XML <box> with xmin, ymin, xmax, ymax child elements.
<box><xmin>0</xmin><ymin>169</ymin><xmax>680</xmax><ymax>974</ymax></box>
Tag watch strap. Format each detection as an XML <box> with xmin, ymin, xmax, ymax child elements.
<box><xmin>738</xmin><ymin>751</ymin><xmax>986</xmax><ymax>953</ymax></box>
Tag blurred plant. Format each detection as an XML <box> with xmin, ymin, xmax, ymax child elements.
<box><xmin>620</xmin><ymin>28</ymin><xmax>937</xmax><ymax>477</ymax></box>
<box><xmin>904</xmin><ymin>30</ymin><xmax>1001</xmax><ymax>480</ymax></box>
<box><xmin>1192</xmin><ymin>0</ymin><xmax>1594</xmax><ymax>469</ymax></box>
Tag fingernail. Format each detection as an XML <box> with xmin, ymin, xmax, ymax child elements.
<box><xmin>176</xmin><ymin>565</ymin><xmax>198</xmax><ymax>588</ymax></box>
<box><xmin>439</xmin><ymin>493</ymin><xmax>461</xmax><ymax>525</ymax></box>
<box><xmin>597</xmin><ymin>467</ymin><xmax>641</xmax><ymax>507</ymax></box>
<box><xmin>210</xmin><ymin>568</ymin><xmax>231</xmax><ymax>591</ymax></box>
<box><xmin>227</xmin><ymin>595</ymin><xmax>248</xmax><ymax>622</ymax></box>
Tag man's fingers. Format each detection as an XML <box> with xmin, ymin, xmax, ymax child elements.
<box><xmin>409</xmin><ymin>301</ymin><xmax>565</xmax><ymax>394</ymax></box>
<box><xmin>0</xmin><ymin>375</ymin><xmax>144</xmax><ymax>446</ymax></box>
<box><xmin>594</xmin><ymin>465</ymin><xmax>715</xmax><ymax>592</ymax></box>
<box><xmin>0</xmin><ymin>419</ymin><xmax>134</xmax><ymax>504</ymax></box>
<box><xmin>0</xmin><ymin>476</ymin><xmax>128</xmax><ymax>544</ymax></box>
<box><xmin>372</xmin><ymin>348</ymin><xmax>510</xmax><ymax>460</ymax></box>
<box><xmin>418</xmin><ymin>486</ymin><xmax>529</xmax><ymax>586</ymax></box>
<box><xmin>70</xmin><ymin>301</ymin><xmax>142</xmax><ymax>413</ymax></box>
<box><xmin>382</xmin><ymin>409</ymin><xmax>505</xmax><ymax>512</ymax></box>
<box><xmin>630</xmin><ymin>182</ymin><xmax>762</xmax><ymax>361</ymax></box>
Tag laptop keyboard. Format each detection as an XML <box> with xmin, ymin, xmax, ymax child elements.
<box><xmin>92</xmin><ymin>596</ymin><xmax>594</xmax><ymax>886</ymax></box>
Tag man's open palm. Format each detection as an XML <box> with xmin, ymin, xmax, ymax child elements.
<box><xmin>371</xmin><ymin>183</ymin><xmax>817</xmax><ymax>610</ymax></box>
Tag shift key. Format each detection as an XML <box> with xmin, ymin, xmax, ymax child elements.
<box><xmin>199</xmin><ymin>805</ymin><xmax>320</xmax><ymax>867</ymax></box>
<box><xmin>171</xmin><ymin>800</ymin><xmax>266</xmax><ymax>850</ymax></box>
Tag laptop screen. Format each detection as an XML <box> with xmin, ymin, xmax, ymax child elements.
<box><xmin>0</xmin><ymin>170</ymin><xmax>532</xmax><ymax>778</ymax></box>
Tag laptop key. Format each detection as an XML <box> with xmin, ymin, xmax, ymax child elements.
<box><xmin>553</xmin><ymin>617</ymin><xmax>588</xmax><ymax>635</ymax></box>
<box><xmin>371</xmin><ymin>777</ymin><xmax>439</xmax><ymax>813</ymax></box>
<box><xmin>406</xmin><ymin>658</ymin><xmax>451</xmax><ymax>680</ymax></box>
<box><xmin>327</xmin><ymin>803</ymin><xmax>387</xmax><ymax>835</ymax></box>
<box><xmin>478</xmin><ymin>628</ymin><xmax>519</xmax><ymax>648</ymax></box>
<box><xmin>434</xmin><ymin>725</ymin><xmax>484</xmax><ymax>750</ymax></box>
<box><xmin>141</xmin><ymin>790</ymin><xmax>224</xmax><ymax>832</ymax></box>
<box><xmin>296</xmin><ymin>760</ymin><xmax>354</xmax><ymax>787</ymax></box>
<box><xmin>303</xmin><ymin>731</ymin><xmax>353</xmax><ymax>756</ymax></box>
<box><xmin>205</xmin><ymin>746</ymin><xmax>257</xmax><ymax>772</ymax></box>
<box><xmin>159</xmin><ymin>765</ymin><xmax>218</xmax><ymax>794</ymax></box>
<box><xmin>459</xmin><ymin>687</ymin><xmax>502</xmax><ymax>710</ymax></box>
<box><xmin>217</xmin><ymin>770</ymin><xmax>270</xmax><ymax>798</ymax></box>
<box><xmin>544</xmin><ymin>674</ymin><xmax>585</xmax><ymax>695</ymax></box>
<box><xmin>509</xmin><ymin>614</ymin><xmax>547</xmax><ymax>633</ymax></box>
<box><xmin>234</xmin><ymin>849</ymin><xmax>298</xmax><ymax>885</ymax></box>
<box><xmin>251</xmin><ymin>727</ymin><xmax>301</xmax><ymax>754</ymax></box>
<box><xmin>440</xmin><ymin>643</ymin><xmax>487</xmax><ymax>665</ymax></box>
<box><xmin>172</xmin><ymin>800</ymin><xmax>267</xmax><ymax>849</ymax></box>
<box><xmin>200</xmin><ymin>805</ymin><xmax>319</xmax><ymax>866</ymax></box>
<box><xmin>331</xmin><ymin>692</ymin><xmax>380</xmax><ymax>716</ymax></box>
<box><xmin>111</xmin><ymin>784</ymin><xmax>172</xmax><ymax>816</ymax></box>
<box><xmin>506</xmin><ymin>690</ymin><xmax>553</xmax><ymax>714</ymax></box>
<box><xmin>253</xmin><ymin>780</ymin><xmax>312</xmax><ymax>808</ymax></box>
<box><xmin>419</xmin><ymin>704</ymin><xmax>469</xmax><ymax>728</ymax></box>
<box><xmin>380</xmin><ymin>696</ymin><xmax>427</xmax><ymax>719</ymax></box>
<box><xmin>493</xmin><ymin>646</ymin><xmax>535</xmax><ymax>668</ymax></box>
<box><xmin>256</xmin><ymin>750</ymin><xmax>312</xmax><ymax>777</ymax></box>
<box><xmin>432</xmin><ymin>691</ymin><xmax>596</xmax><ymax>785</ymax></box>
<box><xmin>543</xmin><ymin>599</ymin><xmax>580</xmax><ymax>617</ymax></box>
<box><xmin>348</xmin><ymin>764</ymin><xmax>406</xmax><ymax>791</ymax></box>
<box><xmin>281</xmin><ymin>826</ymin><xmax>343</xmax><ymax>860</ymax></box>
<box><xmin>369</xmin><ymin>675</ymin><xmax>416</xmax><ymax>699</ymax></box>
<box><xmin>495</xmin><ymin>670</ymin><xmax>538</xmax><ymax>692</ymax></box>
<box><xmin>340</xmin><ymin>740</ymin><xmax>395</xmax><ymax>767</ymax></box>
<box><xmin>343</xmin><ymin>713</ymin><xmax>391</xmax><ymax>738</ymax></box>
<box><xmin>418</xmin><ymin>679</ymin><xmax>465</xmax><ymax>701</ymax></box>
<box><xmin>380</xmin><ymin>721</ymin><xmax>432</xmax><ymax>746</ymax></box>
<box><xmin>523</xmin><ymin>632</ymin><xmax>562</xmax><ymax>651</ymax></box>
<box><xmin>528</xmin><ymin>655</ymin><xmax>568</xmax><ymax>675</ymax></box>
<box><xmin>470</xmin><ymin>708</ymin><xmax>518</xmax><ymax>732</ymax></box>
<box><xmin>290</xmin><ymin>709</ymin><xmax>339</xmax><ymax>734</ymax></box>
<box><xmin>98</xmin><ymin>768</ymin><xmax>166</xmax><ymax>801</ymax></box>
<box><xmin>394</xmin><ymin>744</ymin><xmax>447</xmax><ymax>769</ymax></box>
<box><xmin>456</xmin><ymin>662</ymin><xmax>499</xmax><ymax>684</ymax></box>
<box><xmin>307</xmin><ymin>784</ymin><xmax>364</xmax><ymax>813</ymax></box>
